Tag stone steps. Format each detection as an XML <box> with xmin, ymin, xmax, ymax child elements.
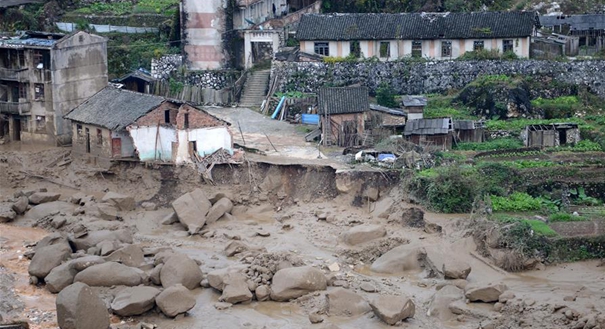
<box><xmin>239</xmin><ymin>70</ymin><xmax>270</xmax><ymax>108</ymax></box>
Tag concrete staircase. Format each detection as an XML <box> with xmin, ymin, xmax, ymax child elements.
<box><xmin>239</xmin><ymin>70</ymin><xmax>270</xmax><ymax>108</ymax></box>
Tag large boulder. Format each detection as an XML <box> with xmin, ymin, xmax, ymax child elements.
<box><xmin>343</xmin><ymin>225</ymin><xmax>386</xmax><ymax>246</ymax></box>
<box><xmin>35</xmin><ymin>232</ymin><xmax>70</xmax><ymax>251</ymax></box>
<box><xmin>270</xmin><ymin>266</ymin><xmax>327</xmax><ymax>302</ymax></box>
<box><xmin>28</xmin><ymin>243</ymin><xmax>72</xmax><ymax>279</ymax></box>
<box><xmin>370</xmin><ymin>245</ymin><xmax>426</xmax><ymax>274</ymax></box>
<box><xmin>0</xmin><ymin>203</ymin><xmax>16</xmax><ymax>223</ymax></box>
<box><xmin>465</xmin><ymin>284</ymin><xmax>508</xmax><ymax>303</ymax></box>
<box><xmin>427</xmin><ymin>285</ymin><xmax>464</xmax><ymax>321</ymax></box>
<box><xmin>29</xmin><ymin>192</ymin><xmax>61</xmax><ymax>205</ymax></box>
<box><xmin>12</xmin><ymin>196</ymin><xmax>29</xmax><ymax>215</ymax></box>
<box><xmin>101</xmin><ymin>192</ymin><xmax>135</xmax><ymax>211</ymax></box>
<box><xmin>70</xmin><ymin>229</ymin><xmax>133</xmax><ymax>251</ymax></box>
<box><xmin>160</xmin><ymin>254</ymin><xmax>203</xmax><ymax>290</ymax></box>
<box><xmin>442</xmin><ymin>259</ymin><xmax>472</xmax><ymax>280</ymax></box>
<box><xmin>74</xmin><ymin>262</ymin><xmax>143</xmax><ymax>287</ymax></box>
<box><xmin>369</xmin><ymin>295</ymin><xmax>415</xmax><ymax>325</ymax></box>
<box><xmin>207</xmin><ymin>266</ymin><xmax>247</xmax><ymax>291</ymax></box>
<box><xmin>219</xmin><ymin>272</ymin><xmax>253</xmax><ymax>304</ymax></box>
<box><xmin>171</xmin><ymin>188</ymin><xmax>212</xmax><ymax>234</ymax></box>
<box><xmin>45</xmin><ymin>263</ymin><xmax>78</xmax><ymax>293</ymax></box>
<box><xmin>205</xmin><ymin>197</ymin><xmax>234</xmax><ymax>225</ymax></box>
<box><xmin>104</xmin><ymin>245</ymin><xmax>145</xmax><ymax>268</ymax></box>
<box><xmin>56</xmin><ymin>282</ymin><xmax>109</xmax><ymax>329</ymax></box>
<box><xmin>70</xmin><ymin>256</ymin><xmax>106</xmax><ymax>272</ymax></box>
<box><xmin>155</xmin><ymin>284</ymin><xmax>196</xmax><ymax>317</ymax></box>
<box><xmin>110</xmin><ymin>286</ymin><xmax>160</xmax><ymax>316</ymax></box>
<box><xmin>94</xmin><ymin>203</ymin><xmax>119</xmax><ymax>221</ymax></box>
<box><xmin>326</xmin><ymin>288</ymin><xmax>371</xmax><ymax>317</ymax></box>
<box><xmin>401</xmin><ymin>207</ymin><xmax>425</xmax><ymax>228</ymax></box>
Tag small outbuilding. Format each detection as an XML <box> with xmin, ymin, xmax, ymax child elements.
<box><xmin>404</xmin><ymin>118</ymin><xmax>453</xmax><ymax>150</ymax></box>
<box><xmin>453</xmin><ymin>120</ymin><xmax>486</xmax><ymax>143</ymax></box>
<box><xmin>522</xmin><ymin>123</ymin><xmax>579</xmax><ymax>148</ymax></box>
<box><xmin>318</xmin><ymin>86</ymin><xmax>369</xmax><ymax>147</ymax></box>
<box><xmin>401</xmin><ymin>96</ymin><xmax>427</xmax><ymax>120</ymax></box>
<box><xmin>64</xmin><ymin>86</ymin><xmax>232</xmax><ymax>166</ymax></box>
<box><xmin>114</xmin><ymin>69</ymin><xmax>155</xmax><ymax>94</ymax></box>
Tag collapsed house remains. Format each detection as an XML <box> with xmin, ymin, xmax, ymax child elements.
<box><xmin>0</xmin><ymin>31</ymin><xmax>108</xmax><ymax>145</ymax></box>
<box><xmin>522</xmin><ymin>123</ymin><xmax>579</xmax><ymax>148</ymax></box>
<box><xmin>540</xmin><ymin>14</ymin><xmax>605</xmax><ymax>56</ymax></box>
<box><xmin>454</xmin><ymin>120</ymin><xmax>486</xmax><ymax>143</ymax></box>
<box><xmin>64</xmin><ymin>86</ymin><xmax>233</xmax><ymax>167</ymax></box>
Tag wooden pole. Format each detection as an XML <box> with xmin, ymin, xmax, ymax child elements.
<box><xmin>263</xmin><ymin>132</ymin><xmax>278</xmax><ymax>152</ymax></box>
<box><xmin>237</xmin><ymin>121</ymin><xmax>246</xmax><ymax>145</ymax></box>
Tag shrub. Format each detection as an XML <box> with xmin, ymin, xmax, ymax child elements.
<box><xmin>549</xmin><ymin>212</ymin><xmax>588</xmax><ymax>222</ymax></box>
<box><xmin>456</xmin><ymin>138</ymin><xmax>523</xmax><ymax>151</ymax></box>
<box><xmin>572</xmin><ymin>140</ymin><xmax>603</xmax><ymax>152</ymax></box>
<box><xmin>376</xmin><ymin>83</ymin><xmax>398</xmax><ymax>108</ymax></box>
<box><xmin>490</xmin><ymin>192</ymin><xmax>542</xmax><ymax>212</ymax></box>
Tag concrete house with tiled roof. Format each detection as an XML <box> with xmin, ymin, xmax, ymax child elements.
<box><xmin>296</xmin><ymin>11</ymin><xmax>539</xmax><ymax>60</ymax></box>
<box><xmin>64</xmin><ymin>86</ymin><xmax>232</xmax><ymax>166</ymax></box>
<box><xmin>318</xmin><ymin>86</ymin><xmax>370</xmax><ymax>147</ymax></box>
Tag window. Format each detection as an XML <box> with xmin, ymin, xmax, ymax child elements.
<box><xmin>77</xmin><ymin>124</ymin><xmax>83</xmax><ymax>138</ymax></box>
<box><xmin>184</xmin><ymin>113</ymin><xmax>189</xmax><ymax>129</ymax></box>
<box><xmin>34</xmin><ymin>84</ymin><xmax>44</xmax><ymax>100</ymax></box>
<box><xmin>164</xmin><ymin>110</ymin><xmax>170</xmax><ymax>124</ymax></box>
<box><xmin>503</xmin><ymin>39</ymin><xmax>513</xmax><ymax>53</ymax></box>
<box><xmin>473</xmin><ymin>40</ymin><xmax>484</xmax><ymax>51</ymax></box>
<box><xmin>412</xmin><ymin>41</ymin><xmax>422</xmax><ymax>58</ymax></box>
<box><xmin>18</xmin><ymin>50</ymin><xmax>25</xmax><ymax>67</ymax></box>
<box><xmin>35</xmin><ymin>116</ymin><xmax>45</xmax><ymax>132</ymax></box>
<box><xmin>441</xmin><ymin>41</ymin><xmax>452</xmax><ymax>57</ymax></box>
<box><xmin>379</xmin><ymin>42</ymin><xmax>391</xmax><ymax>58</ymax></box>
<box><xmin>33</xmin><ymin>50</ymin><xmax>43</xmax><ymax>68</ymax></box>
<box><xmin>350</xmin><ymin>41</ymin><xmax>361</xmax><ymax>58</ymax></box>
<box><xmin>97</xmin><ymin>129</ymin><xmax>103</xmax><ymax>145</ymax></box>
<box><xmin>18</xmin><ymin>83</ymin><xmax>27</xmax><ymax>99</ymax></box>
<box><xmin>314</xmin><ymin>42</ymin><xmax>329</xmax><ymax>56</ymax></box>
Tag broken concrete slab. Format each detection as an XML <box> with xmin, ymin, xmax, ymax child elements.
<box><xmin>56</xmin><ymin>282</ymin><xmax>109</xmax><ymax>329</ymax></box>
<box><xmin>172</xmin><ymin>188</ymin><xmax>212</xmax><ymax>234</ymax></box>
<box><xmin>110</xmin><ymin>286</ymin><xmax>160</xmax><ymax>316</ymax></box>
<box><xmin>343</xmin><ymin>224</ymin><xmax>386</xmax><ymax>246</ymax></box>
<box><xmin>101</xmin><ymin>192</ymin><xmax>135</xmax><ymax>211</ymax></box>
<box><xmin>270</xmin><ymin>266</ymin><xmax>327</xmax><ymax>302</ymax></box>
<box><xmin>155</xmin><ymin>284</ymin><xmax>196</xmax><ymax>317</ymax></box>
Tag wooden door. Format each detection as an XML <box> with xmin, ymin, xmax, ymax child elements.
<box><xmin>111</xmin><ymin>138</ymin><xmax>121</xmax><ymax>157</ymax></box>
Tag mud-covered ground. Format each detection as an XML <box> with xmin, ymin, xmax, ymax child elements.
<box><xmin>1</xmin><ymin>146</ymin><xmax>604</xmax><ymax>329</ymax></box>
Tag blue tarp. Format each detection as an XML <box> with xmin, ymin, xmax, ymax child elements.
<box><xmin>378</xmin><ymin>154</ymin><xmax>396</xmax><ymax>161</ymax></box>
<box><xmin>301</xmin><ymin>114</ymin><xmax>319</xmax><ymax>125</ymax></box>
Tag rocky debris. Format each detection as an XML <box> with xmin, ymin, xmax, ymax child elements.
<box><xmin>327</xmin><ymin>263</ymin><xmax>340</xmax><ymax>272</ymax></box>
<box><xmin>45</xmin><ymin>263</ymin><xmax>78</xmax><ymax>293</ymax></box>
<box><xmin>208</xmin><ymin>191</ymin><xmax>234</xmax><ymax>204</ymax></box>
<box><xmin>97</xmin><ymin>240</ymin><xmax>119</xmax><ymax>256</ymax></box>
<box><xmin>35</xmin><ymin>232</ymin><xmax>69</xmax><ymax>250</ymax></box>
<box><xmin>172</xmin><ymin>188</ymin><xmax>212</xmax><ymax>234</ymax></box>
<box><xmin>161</xmin><ymin>212</ymin><xmax>178</xmax><ymax>225</ymax></box>
<box><xmin>26</xmin><ymin>201</ymin><xmax>74</xmax><ymax>221</ymax></box>
<box><xmin>442</xmin><ymin>259</ymin><xmax>471</xmax><ymax>280</ymax></box>
<box><xmin>360</xmin><ymin>282</ymin><xmax>377</xmax><ymax>293</ymax></box>
<box><xmin>207</xmin><ymin>266</ymin><xmax>247</xmax><ymax>291</ymax></box>
<box><xmin>401</xmin><ymin>207</ymin><xmax>425</xmax><ymax>228</ymax></box>
<box><xmin>155</xmin><ymin>284</ymin><xmax>196</xmax><ymax>317</ymax></box>
<box><xmin>309</xmin><ymin>312</ymin><xmax>324</xmax><ymax>324</ymax></box>
<box><xmin>428</xmin><ymin>285</ymin><xmax>464</xmax><ymax>321</ymax></box>
<box><xmin>424</xmin><ymin>222</ymin><xmax>443</xmax><ymax>234</ymax></box>
<box><xmin>255</xmin><ymin>285</ymin><xmax>271</xmax><ymax>301</ymax></box>
<box><xmin>28</xmin><ymin>243</ymin><xmax>72</xmax><ymax>279</ymax></box>
<box><xmin>270</xmin><ymin>266</ymin><xmax>327</xmax><ymax>301</ymax></box>
<box><xmin>465</xmin><ymin>283</ymin><xmax>508</xmax><ymax>303</ymax></box>
<box><xmin>498</xmin><ymin>291</ymin><xmax>516</xmax><ymax>303</ymax></box>
<box><xmin>214</xmin><ymin>302</ymin><xmax>232</xmax><ymax>310</ymax></box>
<box><xmin>101</xmin><ymin>192</ymin><xmax>135</xmax><ymax>211</ymax></box>
<box><xmin>369</xmin><ymin>295</ymin><xmax>415</xmax><ymax>325</ymax></box>
<box><xmin>28</xmin><ymin>192</ymin><xmax>61</xmax><ymax>205</ymax></box>
<box><xmin>363</xmin><ymin>187</ymin><xmax>379</xmax><ymax>201</ymax></box>
<box><xmin>150</xmin><ymin>264</ymin><xmax>163</xmax><ymax>285</ymax></box>
<box><xmin>370</xmin><ymin>245</ymin><xmax>426</xmax><ymax>274</ymax></box>
<box><xmin>95</xmin><ymin>203</ymin><xmax>119</xmax><ymax>221</ymax></box>
<box><xmin>12</xmin><ymin>196</ymin><xmax>29</xmax><ymax>215</ymax></box>
<box><xmin>160</xmin><ymin>254</ymin><xmax>204</xmax><ymax>290</ymax></box>
<box><xmin>206</xmin><ymin>197</ymin><xmax>234</xmax><ymax>225</ymax></box>
<box><xmin>343</xmin><ymin>225</ymin><xmax>386</xmax><ymax>246</ymax></box>
<box><xmin>69</xmin><ymin>256</ymin><xmax>106</xmax><ymax>271</ymax></box>
<box><xmin>74</xmin><ymin>262</ymin><xmax>143</xmax><ymax>287</ymax></box>
<box><xmin>104</xmin><ymin>245</ymin><xmax>145</xmax><ymax>268</ymax></box>
<box><xmin>70</xmin><ymin>229</ymin><xmax>133</xmax><ymax>251</ymax></box>
<box><xmin>141</xmin><ymin>202</ymin><xmax>157</xmax><ymax>211</ymax></box>
<box><xmin>0</xmin><ymin>203</ymin><xmax>17</xmax><ymax>223</ymax></box>
<box><xmin>110</xmin><ymin>286</ymin><xmax>160</xmax><ymax>316</ymax></box>
<box><xmin>326</xmin><ymin>288</ymin><xmax>371</xmax><ymax>317</ymax></box>
<box><xmin>224</xmin><ymin>241</ymin><xmax>265</xmax><ymax>257</ymax></box>
<box><xmin>219</xmin><ymin>273</ymin><xmax>253</xmax><ymax>304</ymax></box>
<box><xmin>56</xmin><ymin>282</ymin><xmax>109</xmax><ymax>329</ymax></box>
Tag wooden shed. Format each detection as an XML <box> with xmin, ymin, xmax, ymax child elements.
<box><xmin>524</xmin><ymin>123</ymin><xmax>580</xmax><ymax>148</ymax></box>
<box><xmin>404</xmin><ymin>118</ymin><xmax>453</xmax><ymax>150</ymax></box>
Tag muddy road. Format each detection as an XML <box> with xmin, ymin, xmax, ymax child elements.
<box><xmin>1</xmin><ymin>147</ymin><xmax>604</xmax><ymax>329</ymax></box>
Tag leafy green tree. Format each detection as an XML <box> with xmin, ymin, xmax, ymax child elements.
<box><xmin>376</xmin><ymin>83</ymin><xmax>398</xmax><ymax>108</ymax></box>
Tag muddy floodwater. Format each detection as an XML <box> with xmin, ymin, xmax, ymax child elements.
<box><xmin>1</xmin><ymin>147</ymin><xmax>604</xmax><ymax>329</ymax></box>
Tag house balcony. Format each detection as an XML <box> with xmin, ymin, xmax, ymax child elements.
<box><xmin>0</xmin><ymin>67</ymin><xmax>29</xmax><ymax>82</ymax></box>
<box><xmin>0</xmin><ymin>101</ymin><xmax>31</xmax><ymax>115</ymax></box>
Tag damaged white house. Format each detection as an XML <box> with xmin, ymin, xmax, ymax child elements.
<box><xmin>64</xmin><ymin>86</ymin><xmax>233</xmax><ymax>166</ymax></box>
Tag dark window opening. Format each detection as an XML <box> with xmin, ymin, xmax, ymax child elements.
<box><xmin>164</xmin><ymin>110</ymin><xmax>170</xmax><ymax>124</ymax></box>
<box><xmin>184</xmin><ymin>113</ymin><xmax>190</xmax><ymax>129</ymax></box>
<box><xmin>77</xmin><ymin>124</ymin><xmax>82</xmax><ymax>138</ymax></box>
<box><xmin>314</xmin><ymin>42</ymin><xmax>329</xmax><ymax>56</ymax></box>
<box><xmin>34</xmin><ymin>84</ymin><xmax>44</xmax><ymax>100</ymax></box>
<box><xmin>379</xmin><ymin>42</ymin><xmax>390</xmax><ymax>58</ymax></box>
<box><xmin>97</xmin><ymin>128</ymin><xmax>103</xmax><ymax>145</ymax></box>
<box><xmin>350</xmin><ymin>41</ymin><xmax>361</xmax><ymax>58</ymax></box>
<box><xmin>85</xmin><ymin>128</ymin><xmax>90</xmax><ymax>153</ymax></box>
<box><xmin>442</xmin><ymin>41</ymin><xmax>452</xmax><ymax>57</ymax></box>
<box><xmin>412</xmin><ymin>41</ymin><xmax>422</xmax><ymax>58</ymax></box>
<box><xmin>18</xmin><ymin>50</ymin><xmax>25</xmax><ymax>67</ymax></box>
<box><xmin>473</xmin><ymin>40</ymin><xmax>484</xmax><ymax>51</ymax></box>
<box><xmin>18</xmin><ymin>83</ymin><xmax>27</xmax><ymax>99</ymax></box>
<box><xmin>503</xmin><ymin>39</ymin><xmax>513</xmax><ymax>53</ymax></box>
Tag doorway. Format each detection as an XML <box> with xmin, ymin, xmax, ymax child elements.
<box><xmin>559</xmin><ymin>129</ymin><xmax>567</xmax><ymax>145</ymax></box>
<box><xmin>13</xmin><ymin>118</ymin><xmax>21</xmax><ymax>141</ymax></box>
<box><xmin>85</xmin><ymin>128</ymin><xmax>90</xmax><ymax>153</ymax></box>
<box><xmin>112</xmin><ymin>138</ymin><xmax>122</xmax><ymax>157</ymax></box>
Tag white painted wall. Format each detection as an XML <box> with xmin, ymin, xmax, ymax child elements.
<box><xmin>175</xmin><ymin>126</ymin><xmax>233</xmax><ymax>164</ymax></box>
<box><xmin>129</xmin><ymin>126</ymin><xmax>176</xmax><ymax>162</ymax></box>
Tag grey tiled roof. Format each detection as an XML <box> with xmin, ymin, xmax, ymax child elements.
<box><xmin>64</xmin><ymin>86</ymin><xmax>167</xmax><ymax>131</ymax></box>
<box><xmin>404</xmin><ymin>118</ymin><xmax>451</xmax><ymax>136</ymax></box>
<box><xmin>453</xmin><ymin>120</ymin><xmax>475</xmax><ymax>130</ymax></box>
<box><xmin>318</xmin><ymin>87</ymin><xmax>369</xmax><ymax>115</ymax></box>
<box><xmin>369</xmin><ymin>103</ymin><xmax>407</xmax><ymax>116</ymax></box>
<box><xmin>402</xmin><ymin>95</ymin><xmax>428</xmax><ymax>107</ymax></box>
<box><xmin>297</xmin><ymin>11</ymin><xmax>538</xmax><ymax>41</ymax></box>
<box><xmin>540</xmin><ymin>14</ymin><xmax>605</xmax><ymax>31</ymax></box>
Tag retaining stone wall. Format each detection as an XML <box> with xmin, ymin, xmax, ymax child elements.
<box><xmin>272</xmin><ymin>60</ymin><xmax>605</xmax><ymax>96</ymax></box>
